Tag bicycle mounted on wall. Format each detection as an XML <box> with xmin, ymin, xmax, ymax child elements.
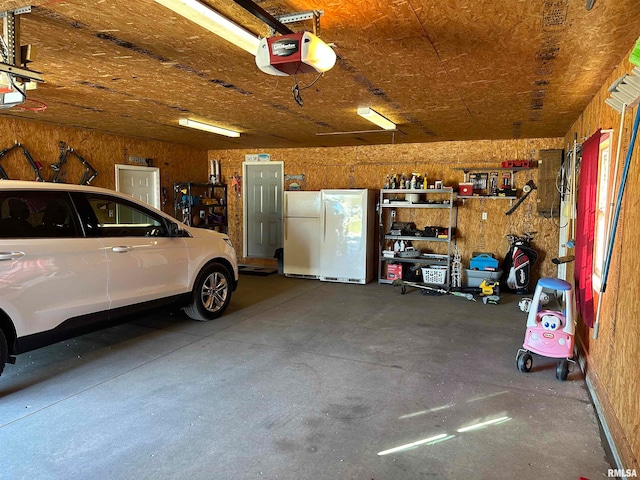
<box><xmin>51</xmin><ymin>142</ymin><xmax>98</xmax><ymax>185</ymax></box>
<box><xmin>0</xmin><ymin>141</ymin><xmax>99</xmax><ymax>185</ymax></box>
<box><xmin>0</xmin><ymin>142</ymin><xmax>44</xmax><ymax>181</ymax></box>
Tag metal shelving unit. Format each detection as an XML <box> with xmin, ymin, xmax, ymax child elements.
<box><xmin>377</xmin><ymin>188</ymin><xmax>458</xmax><ymax>286</ymax></box>
<box><xmin>174</xmin><ymin>182</ymin><xmax>228</xmax><ymax>233</ymax></box>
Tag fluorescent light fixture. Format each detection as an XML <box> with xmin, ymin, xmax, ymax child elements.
<box><xmin>154</xmin><ymin>0</ymin><xmax>260</xmax><ymax>55</ymax></box>
<box><xmin>357</xmin><ymin>107</ymin><xmax>396</xmax><ymax>130</ymax></box>
<box><xmin>179</xmin><ymin>118</ymin><xmax>240</xmax><ymax>137</ymax></box>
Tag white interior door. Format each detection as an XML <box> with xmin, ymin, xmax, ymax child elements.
<box><xmin>243</xmin><ymin>161</ymin><xmax>284</xmax><ymax>258</ymax></box>
<box><xmin>115</xmin><ymin>164</ymin><xmax>160</xmax><ymax>209</ymax></box>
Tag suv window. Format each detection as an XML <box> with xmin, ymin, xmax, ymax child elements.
<box><xmin>85</xmin><ymin>194</ymin><xmax>168</xmax><ymax>237</ymax></box>
<box><xmin>0</xmin><ymin>191</ymin><xmax>80</xmax><ymax>238</ymax></box>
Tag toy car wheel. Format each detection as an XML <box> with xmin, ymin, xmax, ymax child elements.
<box><xmin>556</xmin><ymin>359</ymin><xmax>569</xmax><ymax>381</ymax></box>
<box><xmin>517</xmin><ymin>352</ymin><xmax>533</xmax><ymax>373</ymax></box>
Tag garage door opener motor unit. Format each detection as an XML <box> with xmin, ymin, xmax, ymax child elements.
<box><xmin>256</xmin><ymin>32</ymin><xmax>336</xmax><ymax>76</ymax></box>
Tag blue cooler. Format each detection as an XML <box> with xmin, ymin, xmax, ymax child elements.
<box><xmin>470</xmin><ymin>253</ymin><xmax>499</xmax><ymax>271</ymax></box>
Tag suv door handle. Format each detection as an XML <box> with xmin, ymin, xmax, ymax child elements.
<box><xmin>112</xmin><ymin>246</ymin><xmax>134</xmax><ymax>253</ymax></box>
<box><xmin>0</xmin><ymin>251</ymin><xmax>25</xmax><ymax>261</ymax></box>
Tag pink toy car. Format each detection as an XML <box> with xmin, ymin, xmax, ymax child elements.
<box><xmin>516</xmin><ymin>278</ymin><xmax>575</xmax><ymax>381</ymax></box>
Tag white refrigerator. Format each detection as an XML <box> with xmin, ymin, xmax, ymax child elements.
<box><xmin>283</xmin><ymin>191</ymin><xmax>321</xmax><ymax>278</ymax></box>
<box><xmin>319</xmin><ymin>189</ymin><xmax>376</xmax><ymax>284</ymax></box>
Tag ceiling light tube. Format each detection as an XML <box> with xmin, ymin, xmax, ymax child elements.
<box><xmin>154</xmin><ymin>0</ymin><xmax>260</xmax><ymax>55</ymax></box>
<box><xmin>357</xmin><ymin>107</ymin><xmax>396</xmax><ymax>130</ymax></box>
<box><xmin>179</xmin><ymin>118</ymin><xmax>240</xmax><ymax>137</ymax></box>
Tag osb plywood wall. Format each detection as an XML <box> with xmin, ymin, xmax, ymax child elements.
<box><xmin>0</xmin><ymin>117</ymin><xmax>208</xmax><ymax>211</ymax></box>
<box><xmin>565</xmin><ymin>50</ymin><xmax>640</xmax><ymax>472</ymax></box>
<box><xmin>210</xmin><ymin>137</ymin><xmax>563</xmax><ymax>278</ymax></box>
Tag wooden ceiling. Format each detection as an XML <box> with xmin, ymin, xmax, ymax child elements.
<box><xmin>0</xmin><ymin>0</ymin><xmax>639</xmax><ymax>150</ymax></box>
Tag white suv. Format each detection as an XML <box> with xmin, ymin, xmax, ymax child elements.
<box><xmin>0</xmin><ymin>180</ymin><xmax>238</xmax><ymax>377</ymax></box>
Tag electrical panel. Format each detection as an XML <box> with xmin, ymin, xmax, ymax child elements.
<box><xmin>537</xmin><ymin>149</ymin><xmax>563</xmax><ymax>217</ymax></box>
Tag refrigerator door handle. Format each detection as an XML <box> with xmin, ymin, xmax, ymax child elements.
<box><xmin>323</xmin><ymin>203</ymin><xmax>327</xmax><ymax>241</ymax></box>
<box><xmin>284</xmin><ymin>217</ymin><xmax>287</xmax><ymax>240</ymax></box>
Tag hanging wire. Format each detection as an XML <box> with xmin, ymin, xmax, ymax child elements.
<box><xmin>547</xmin><ymin>166</ymin><xmax>568</xmax><ymax>227</ymax></box>
<box><xmin>8</xmin><ymin>75</ymin><xmax>26</xmax><ymax>98</ymax></box>
<box><xmin>291</xmin><ymin>72</ymin><xmax>324</xmax><ymax>107</ymax></box>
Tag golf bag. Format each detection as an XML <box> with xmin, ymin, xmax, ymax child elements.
<box><xmin>501</xmin><ymin>232</ymin><xmax>538</xmax><ymax>294</ymax></box>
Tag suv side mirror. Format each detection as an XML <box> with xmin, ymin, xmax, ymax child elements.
<box><xmin>167</xmin><ymin>222</ymin><xmax>182</xmax><ymax>237</ymax></box>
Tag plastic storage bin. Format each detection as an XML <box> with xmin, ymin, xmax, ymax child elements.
<box><xmin>470</xmin><ymin>253</ymin><xmax>499</xmax><ymax>271</ymax></box>
<box><xmin>459</xmin><ymin>183</ymin><xmax>474</xmax><ymax>196</ymax></box>
<box><xmin>465</xmin><ymin>269</ymin><xmax>502</xmax><ymax>287</ymax></box>
<box><xmin>422</xmin><ymin>266</ymin><xmax>448</xmax><ymax>285</ymax></box>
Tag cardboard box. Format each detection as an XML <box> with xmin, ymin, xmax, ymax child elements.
<box><xmin>387</xmin><ymin>264</ymin><xmax>403</xmax><ymax>281</ymax></box>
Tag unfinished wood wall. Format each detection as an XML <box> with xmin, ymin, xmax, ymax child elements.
<box><xmin>210</xmin><ymin>137</ymin><xmax>563</xmax><ymax>277</ymax></box>
<box><xmin>564</xmin><ymin>50</ymin><xmax>640</xmax><ymax>472</ymax></box>
<box><xmin>0</xmin><ymin>117</ymin><xmax>208</xmax><ymax>213</ymax></box>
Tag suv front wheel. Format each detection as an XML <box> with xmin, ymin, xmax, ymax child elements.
<box><xmin>183</xmin><ymin>262</ymin><xmax>232</xmax><ymax>321</ymax></box>
<box><xmin>0</xmin><ymin>329</ymin><xmax>7</xmax><ymax>377</ymax></box>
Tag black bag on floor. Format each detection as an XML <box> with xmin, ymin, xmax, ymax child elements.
<box><xmin>501</xmin><ymin>233</ymin><xmax>538</xmax><ymax>294</ymax></box>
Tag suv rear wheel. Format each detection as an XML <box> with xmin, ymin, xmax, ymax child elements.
<box><xmin>183</xmin><ymin>262</ymin><xmax>232</xmax><ymax>321</ymax></box>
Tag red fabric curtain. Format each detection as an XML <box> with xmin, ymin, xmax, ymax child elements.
<box><xmin>574</xmin><ymin>129</ymin><xmax>601</xmax><ymax>328</ymax></box>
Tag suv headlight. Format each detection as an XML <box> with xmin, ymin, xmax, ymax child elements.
<box><xmin>223</xmin><ymin>237</ymin><xmax>234</xmax><ymax>249</ymax></box>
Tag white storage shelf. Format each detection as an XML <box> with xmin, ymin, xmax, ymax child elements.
<box><xmin>458</xmin><ymin>195</ymin><xmax>517</xmax><ymax>206</ymax></box>
<box><xmin>452</xmin><ymin>166</ymin><xmax>527</xmax><ymax>204</ymax></box>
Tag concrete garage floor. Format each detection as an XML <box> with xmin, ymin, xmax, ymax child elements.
<box><xmin>0</xmin><ymin>275</ymin><xmax>612</xmax><ymax>480</ymax></box>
